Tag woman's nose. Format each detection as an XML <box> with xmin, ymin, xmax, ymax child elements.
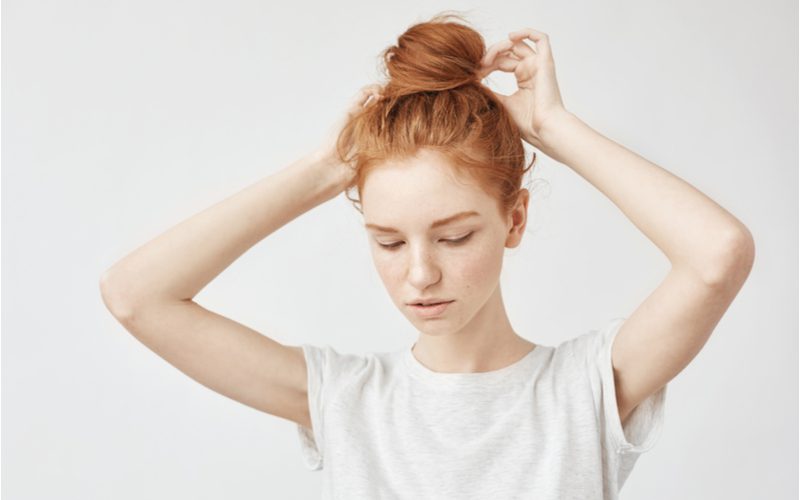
<box><xmin>407</xmin><ymin>247</ymin><xmax>441</xmax><ymax>288</ymax></box>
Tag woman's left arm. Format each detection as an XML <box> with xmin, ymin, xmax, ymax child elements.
<box><xmin>540</xmin><ymin>109</ymin><xmax>755</xmax><ymax>427</ymax></box>
<box><xmin>482</xmin><ymin>27</ymin><xmax>755</xmax><ymax>428</ymax></box>
<box><xmin>481</xmin><ymin>28</ymin><xmax>754</xmax><ymax>281</ymax></box>
<box><xmin>539</xmin><ymin>109</ymin><xmax>754</xmax><ymax>284</ymax></box>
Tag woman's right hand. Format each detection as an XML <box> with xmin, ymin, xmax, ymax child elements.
<box><xmin>310</xmin><ymin>83</ymin><xmax>384</xmax><ymax>193</ymax></box>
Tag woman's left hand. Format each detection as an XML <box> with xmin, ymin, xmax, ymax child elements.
<box><xmin>479</xmin><ymin>28</ymin><xmax>570</xmax><ymax>150</ymax></box>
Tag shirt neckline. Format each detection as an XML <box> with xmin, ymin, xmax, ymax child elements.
<box><xmin>403</xmin><ymin>341</ymin><xmax>550</xmax><ymax>388</ymax></box>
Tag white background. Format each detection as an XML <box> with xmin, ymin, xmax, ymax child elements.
<box><xmin>3</xmin><ymin>0</ymin><xmax>797</xmax><ymax>499</ymax></box>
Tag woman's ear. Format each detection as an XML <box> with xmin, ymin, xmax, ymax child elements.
<box><xmin>505</xmin><ymin>189</ymin><xmax>530</xmax><ymax>248</ymax></box>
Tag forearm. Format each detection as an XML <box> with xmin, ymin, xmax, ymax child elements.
<box><xmin>538</xmin><ymin>111</ymin><xmax>753</xmax><ymax>282</ymax></box>
<box><xmin>101</xmin><ymin>153</ymin><xmax>345</xmax><ymax>309</ymax></box>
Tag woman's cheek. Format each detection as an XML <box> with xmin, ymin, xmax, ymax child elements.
<box><xmin>372</xmin><ymin>253</ymin><xmax>404</xmax><ymax>291</ymax></box>
<box><xmin>458</xmin><ymin>241</ymin><xmax>503</xmax><ymax>288</ymax></box>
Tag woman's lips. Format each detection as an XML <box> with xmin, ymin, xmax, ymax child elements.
<box><xmin>408</xmin><ymin>300</ymin><xmax>454</xmax><ymax>318</ymax></box>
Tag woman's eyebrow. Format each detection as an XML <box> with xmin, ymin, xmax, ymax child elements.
<box><xmin>364</xmin><ymin>210</ymin><xmax>480</xmax><ymax>233</ymax></box>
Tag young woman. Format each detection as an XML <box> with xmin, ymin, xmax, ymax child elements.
<box><xmin>100</xmin><ymin>13</ymin><xmax>755</xmax><ymax>499</ymax></box>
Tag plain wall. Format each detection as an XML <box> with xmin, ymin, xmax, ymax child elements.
<box><xmin>3</xmin><ymin>0</ymin><xmax>797</xmax><ymax>498</ymax></box>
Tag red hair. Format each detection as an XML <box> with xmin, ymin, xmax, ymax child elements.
<box><xmin>336</xmin><ymin>12</ymin><xmax>537</xmax><ymax>218</ymax></box>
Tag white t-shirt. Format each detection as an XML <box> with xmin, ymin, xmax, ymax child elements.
<box><xmin>295</xmin><ymin>316</ymin><xmax>667</xmax><ymax>499</ymax></box>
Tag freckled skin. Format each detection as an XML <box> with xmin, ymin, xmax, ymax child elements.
<box><xmin>361</xmin><ymin>148</ymin><xmax>535</xmax><ymax>373</ymax></box>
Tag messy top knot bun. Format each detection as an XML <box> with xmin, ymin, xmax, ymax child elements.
<box><xmin>382</xmin><ymin>14</ymin><xmax>484</xmax><ymax>95</ymax></box>
<box><xmin>336</xmin><ymin>12</ymin><xmax>537</xmax><ymax>218</ymax></box>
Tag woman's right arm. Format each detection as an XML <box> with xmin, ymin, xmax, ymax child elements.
<box><xmin>98</xmin><ymin>151</ymin><xmax>348</xmax><ymax>428</ymax></box>
<box><xmin>100</xmin><ymin>152</ymin><xmax>347</xmax><ymax>311</ymax></box>
<box><xmin>99</xmin><ymin>84</ymin><xmax>379</xmax><ymax>427</ymax></box>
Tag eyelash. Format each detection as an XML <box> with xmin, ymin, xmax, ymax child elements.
<box><xmin>377</xmin><ymin>232</ymin><xmax>474</xmax><ymax>250</ymax></box>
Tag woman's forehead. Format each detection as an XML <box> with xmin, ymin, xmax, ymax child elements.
<box><xmin>366</xmin><ymin>157</ymin><xmax>461</xmax><ymax>186</ymax></box>
<box><xmin>361</xmin><ymin>181</ymin><xmax>489</xmax><ymax>223</ymax></box>
<box><xmin>362</xmin><ymin>163</ymin><xmax>483</xmax><ymax>208</ymax></box>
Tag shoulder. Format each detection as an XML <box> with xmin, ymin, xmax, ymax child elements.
<box><xmin>299</xmin><ymin>344</ymin><xmax>399</xmax><ymax>389</ymax></box>
<box><xmin>539</xmin><ymin>317</ymin><xmax>626</xmax><ymax>387</ymax></box>
<box><xmin>555</xmin><ymin>317</ymin><xmax>625</xmax><ymax>366</ymax></box>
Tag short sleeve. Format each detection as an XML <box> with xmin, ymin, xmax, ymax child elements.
<box><xmin>296</xmin><ymin>344</ymin><xmax>327</xmax><ymax>471</ymax></box>
<box><xmin>590</xmin><ymin>317</ymin><xmax>667</xmax><ymax>456</ymax></box>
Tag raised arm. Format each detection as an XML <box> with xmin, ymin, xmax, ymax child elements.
<box><xmin>99</xmin><ymin>84</ymin><xmax>382</xmax><ymax>425</ymax></box>
<box><xmin>539</xmin><ymin>109</ymin><xmax>754</xmax><ymax>424</ymax></box>
<box><xmin>100</xmin><ymin>152</ymin><xmax>345</xmax><ymax>311</ymax></box>
<box><xmin>100</xmin><ymin>82</ymin><xmax>382</xmax><ymax>308</ymax></box>
<box><xmin>483</xmin><ymin>28</ymin><xmax>754</xmax><ymax>426</ymax></box>
<box><xmin>98</xmin><ymin>152</ymin><xmax>345</xmax><ymax>425</ymax></box>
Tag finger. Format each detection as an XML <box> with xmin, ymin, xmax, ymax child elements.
<box><xmin>478</xmin><ymin>40</ymin><xmax>516</xmax><ymax>79</ymax></box>
<box><xmin>480</xmin><ymin>46</ymin><xmax>524</xmax><ymax>79</ymax></box>
<box><xmin>481</xmin><ymin>51</ymin><xmax>520</xmax><ymax>78</ymax></box>
<box><xmin>510</xmin><ymin>39</ymin><xmax>536</xmax><ymax>59</ymax></box>
<box><xmin>351</xmin><ymin>84</ymin><xmax>382</xmax><ymax>110</ymax></box>
<box><xmin>359</xmin><ymin>84</ymin><xmax>383</xmax><ymax>101</ymax></box>
<box><xmin>508</xmin><ymin>36</ymin><xmax>538</xmax><ymax>57</ymax></box>
<box><xmin>495</xmin><ymin>52</ymin><xmax>520</xmax><ymax>72</ymax></box>
<box><xmin>481</xmin><ymin>39</ymin><xmax>515</xmax><ymax>68</ymax></box>
<box><xmin>508</xmin><ymin>28</ymin><xmax>551</xmax><ymax>56</ymax></box>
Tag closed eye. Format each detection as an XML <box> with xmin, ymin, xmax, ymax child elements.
<box><xmin>377</xmin><ymin>232</ymin><xmax>474</xmax><ymax>250</ymax></box>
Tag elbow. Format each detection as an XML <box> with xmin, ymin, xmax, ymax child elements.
<box><xmin>700</xmin><ymin>225</ymin><xmax>756</xmax><ymax>288</ymax></box>
<box><xmin>99</xmin><ymin>272</ymin><xmax>137</xmax><ymax>323</ymax></box>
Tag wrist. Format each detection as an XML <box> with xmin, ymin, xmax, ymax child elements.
<box><xmin>535</xmin><ymin>110</ymin><xmax>582</xmax><ymax>162</ymax></box>
<box><xmin>299</xmin><ymin>151</ymin><xmax>351</xmax><ymax>203</ymax></box>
